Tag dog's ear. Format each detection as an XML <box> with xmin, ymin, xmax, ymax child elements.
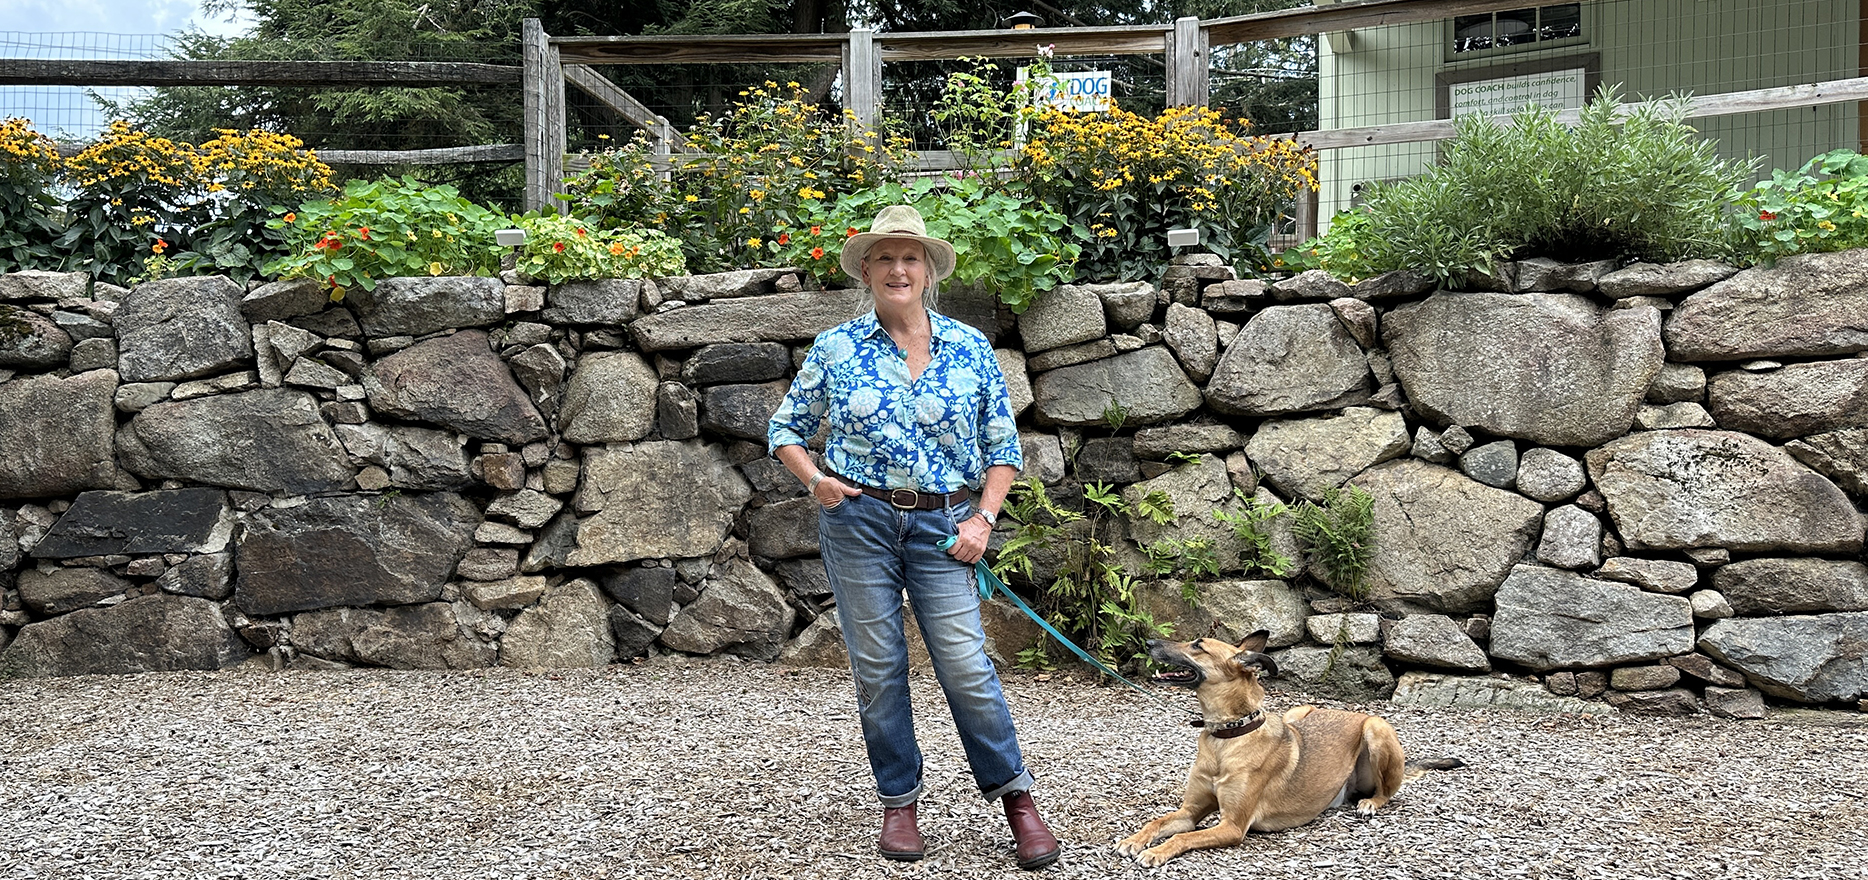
<box><xmin>1232</xmin><ymin>650</ymin><xmax>1279</xmax><ymax>678</ymax></box>
<box><xmin>1235</xmin><ymin>631</ymin><xmax>1270</xmax><ymax>654</ymax></box>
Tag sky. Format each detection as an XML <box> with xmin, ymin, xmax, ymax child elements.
<box><xmin>1</xmin><ymin>0</ymin><xmax>252</xmax><ymax>136</ymax></box>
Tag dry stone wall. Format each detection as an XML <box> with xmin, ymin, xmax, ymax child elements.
<box><xmin>2</xmin><ymin>250</ymin><xmax>1867</xmax><ymax>719</ymax></box>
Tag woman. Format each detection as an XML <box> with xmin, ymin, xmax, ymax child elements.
<box><xmin>766</xmin><ymin>205</ymin><xmax>1060</xmax><ymax>870</ymax></box>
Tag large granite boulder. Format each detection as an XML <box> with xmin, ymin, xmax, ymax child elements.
<box><xmin>569</xmin><ymin>441</ymin><xmax>752</xmax><ymax>566</ymax></box>
<box><xmin>682</xmin><ymin>343</ymin><xmax>791</xmax><ymax>386</ymax></box>
<box><xmin>1162</xmin><ymin>302</ymin><xmax>1218</xmax><ymax>382</ymax></box>
<box><xmin>1123</xmin><ymin>455</ymin><xmax>1251</xmax><ymax>572</ymax></box>
<box><xmin>630</xmin><ymin>289</ymin><xmax>871</xmax><ymax>350</ymax></box>
<box><xmin>700</xmin><ymin>380</ymin><xmax>790</xmax><ymax>441</ymax></box>
<box><xmin>0</xmin><ymin>305</ymin><xmax>72</xmax><ymax>368</ymax></box>
<box><xmin>345</xmin><ymin>276</ymin><xmax>505</xmax><ymax>337</ymax></box>
<box><xmin>1665</xmin><ymin>250</ymin><xmax>1868</xmax><ymax>360</ymax></box>
<box><xmin>657</xmin><ymin>268</ymin><xmax>796</xmax><ymax>301</ymax></box>
<box><xmin>1710</xmin><ymin>558</ymin><xmax>1868</xmax><ymax>615</ymax></box>
<box><xmin>1031</xmin><ymin>347</ymin><xmax>1202</xmax><ymax>427</ymax></box>
<box><xmin>1705</xmin><ymin>359</ymin><xmax>1868</xmax><ymax>439</ymax></box>
<box><xmin>1383</xmin><ymin>614</ymin><xmax>1490</xmax><ymax>672</ymax></box>
<box><xmin>557</xmin><ymin>350</ymin><xmax>658</xmax><ymax>444</ymax></box>
<box><xmin>240</xmin><ymin>278</ymin><xmax>330</xmax><ymax>323</ymax></box>
<box><xmin>0</xmin><ymin>269</ymin><xmax>88</xmax><ymax>301</ymax></box>
<box><xmin>1017</xmin><ymin>284</ymin><xmax>1107</xmax><ymax>353</ymax></box>
<box><xmin>1384</xmin><ymin>293</ymin><xmax>1663</xmax><ymax>446</ymax></box>
<box><xmin>364</xmin><ymin>330</ymin><xmax>547</xmax><ymax>444</ymax></box>
<box><xmin>747</xmin><ymin>496</ymin><xmax>820</xmax><ymax>560</ymax></box>
<box><xmin>1205</xmin><ymin>304</ymin><xmax>1373</xmax><ymax>416</ymax></box>
<box><xmin>1585</xmin><ymin>430</ymin><xmax>1863</xmax><ymax>553</ymax></box>
<box><xmin>659</xmin><ymin>558</ymin><xmax>797</xmax><ymax>660</ymax></box>
<box><xmin>1785</xmin><ymin>428</ymin><xmax>1868</xmax><ymax>497</ymax></box>
<box><xmin>1390</xmin><ymin>672</ymin><xmax>1604</xmax><ymax>713</ymax></box>
<box><xmin>1142</xmin><ymin>578</ymin><xmax>1311</xmax><ymax>648</ymax></box>
<box><xmin>0</xmin><ymin>594</ymin><xmax>249</xmax><ymax>677</ymax></box>
<box><xmin>30</xmin><ymin>488</ymin><xmax>230</xmax><ymax>559</ymax></box>
<box><xmin>234</xmin><ymin>492</ymin><xmax>480</xmax><ymax>616</ymax></box>
<box><xmin>500</xmin><ymin>578</ymin><xmax>616</xmax><ymax>668</ymax></box>
<box><xmin>17</xmin><ymin>566</ymin><xmax>133</xmax><ymax>615</ymax></box>
<box><xmin>118</xmin><ymin>389</ymin><xmax>354</xmax><ymax>494</ymax></box>
<box><xmin>114</xmin><ymin>276</ymin><xmax>253</xmax><ymax>382</ymax></box>
<box><xmin>1490</xmin><ymin>565</ymin><xmax>1696</xmax><ymax>671</ymax></box>
<box><xmin>542</xmin><ymin>279</ymin><xmax>641</xmax><ymax>325</ymax></box>
<box><xmin>1267</xmin><ymin>645</ymin><xmax>1397</xmax><ymax>702</ymax></box>
<box><xmin>1350</xmin><ymin>460</ymin><xmax>1545</xmax><ymax>613</ymax></box>
<box><xmin>0</xmin><ymin>370</ymin><xmax>123</xmax><ymax>500</ymax></box>
<box><xmin>1597</xmin><ymin>259</ymin><xmax>1739</xmax><ymax>298</ymax></box>
<box><xmin>292</xmin><ymin>602</ymin><xmax>496</xmax><ymax>669</ymax></box>
<box><xmin>1700</xmin><ymin>612</ymin><xmax>1868</xmax><ymax>703</ymax></box>
<box><xmin>1246</xmin><ymin>407</ymin><xmax>1409</xmax><ymax>501</ymax></box>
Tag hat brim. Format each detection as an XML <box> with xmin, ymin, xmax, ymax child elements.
<box><xmin>840</xmin><ymin>232</ymin><xmax>957</xmax><ymax>284</ymax></box>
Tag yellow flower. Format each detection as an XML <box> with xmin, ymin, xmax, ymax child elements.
<box><xmin>429</xmin><ymin>261</ymin><xmax>444</xmax><ymax>275</ymax></box>
<box><xmin>748</xmin><ymin>237</ymin><xmax>762</xmax><ymax>248</ymax></box>
<box><xmin>685</xmin><ymin>194</ymin><xmax>699</xmax><ymax>203</ymax></box>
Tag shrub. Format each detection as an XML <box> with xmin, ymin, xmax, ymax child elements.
<box><xmin>54</xmin><ymin>120</ymin><xmax>211</xmax><ymax>285</ymax></box>
<box><xmin>1018</xmin><ymin>103</ymin><xmax>1316</xmax><ymax>282</ymax></box>
<box><xmin>771</xmin><ymin>175</ymin><xmax>1080</xmax><ymax>313</ymax></box>
<box><xmin>1293</xmin><ymin>86</ymin><xmax>1754</xmax><ymax>285</ymax></box>
<box><xmin>169</xmin><ymin>129</ymin><xmax>336</xmax><ymax>283</ymax></box>
<box><xmin>1736</xmin><ymin>148</ymin><xmax>1868</xmax><ymax>261</ymax></box>
<box><xmin>561</xmin><ymin>80</ymin><xmax>912</xmax><ymax>275</ymax></box>
<box><xmin>512</xmin><ymin>213</ymin><xmax>685</xmax><ymax>283</ymax></box>
<box><xmin>0</xmin><ymin>117</ymin><xmax>63</xmax><ymax>274</ymax></box>
<box><xmin>265</xmin><ymin>176</ymin><xmax>505</xmax><ymax>297</ymax></box>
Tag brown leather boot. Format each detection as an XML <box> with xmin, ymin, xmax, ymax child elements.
<box><xmin>1002</xmin><ymin>790</ymin><xmax>1061</xmax><ymax>870</ymax></box>
<box><xmin>878</xmin><ymin>803</ymin><xmax>924</xmax><ymax>861</ymax></box>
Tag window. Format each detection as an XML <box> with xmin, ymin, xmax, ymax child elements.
<box><xmin>1452</xmin><ymin>4</ymin><xmax>1583</xmax><ymax>55</ymax></box>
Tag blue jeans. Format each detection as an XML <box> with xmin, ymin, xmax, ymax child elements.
<box><xmin>819</xmin><ymin>491</ymin><xmax>1034</xmax><ymax>808</ymax></box>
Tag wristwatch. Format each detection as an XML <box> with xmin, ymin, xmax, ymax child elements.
<box><xmin>975</xmin><ymin>508</ymin><xmax>998</xmax><ymax>527</ymax></box>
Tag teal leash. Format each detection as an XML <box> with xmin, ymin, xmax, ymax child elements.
<box><xmin>938</xmin><ymin>536</ymin><xmax>1183</xmax><ymax>717</ymax></box>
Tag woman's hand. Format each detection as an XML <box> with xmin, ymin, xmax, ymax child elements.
<box><xmin>945</xmin><ymin>512</ymin><xmax>993</xmax><ymax>564</ymax></box>
<box><xmin>813</xmin><ymin>475</ymin><xmax>862</xmax><ymax>509</ymax></box>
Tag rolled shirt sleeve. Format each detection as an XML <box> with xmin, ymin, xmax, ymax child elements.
<box><xmin>767</xmin><ymin>333</ymin><xmax>829</xmax><ymax>454</ymax></box>
<box><xmin>977</xmin><ymin>347</ymin><xmax>1023</xmax><ymax>471</ymax></box>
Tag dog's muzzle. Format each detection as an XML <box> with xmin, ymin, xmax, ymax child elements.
<box><xmin>1144</xmin><ymin>640</ymin><xmax>1205</xmax><ymax>688</ymax></box>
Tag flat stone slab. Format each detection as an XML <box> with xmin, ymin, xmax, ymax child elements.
<box><xmin>30</xmin><ymin>489</ymin><xmax>230</xmax><ymax>559</ymax></box>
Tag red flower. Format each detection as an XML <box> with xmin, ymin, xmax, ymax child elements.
<box><xmin>357</xmin><ymin>226</ymin><xmax>370</xmax><ymax>240</ymax></box>
<box><xmin>576</xmin><ymin>227</ymin><xmax>587</xmax><ymax>237</ymax></box>
<box><xmin>1759</xmin><ymin>210</ymin><xmax>1778</xmax><ymax>221</ymax></box>
<box><xmin>553</xmin><ymin>241</ymin><xmax>566</xmax><ymax>253</ymax></box>
<box><xmin>846</xmin><ymin>226</ymin><xmax>859</xmax><ymax>238</ymax></box>
<box><xmin>811</xmin><ymin>246</ymin><xmax>825</xmax><ymax>259</ymax></box>
<box><xmin>810</xmin><ymin>225</ymin><xmax>821</xmax><ymax>235</ymax></box>
<box><xmin>778</xmin><ymin>232</ymin><xmax>790</xmax><ymax>245</ymax></box>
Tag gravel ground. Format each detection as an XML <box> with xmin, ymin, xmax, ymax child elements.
<box><xmin>4</xmin><ymin>657</ymin><xmax>1865</xmax><ymax>880</ymax></box>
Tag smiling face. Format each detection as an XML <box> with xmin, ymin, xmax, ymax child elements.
<box><xmin>860</xmin><ymin>237</ymin><xmax>930</xmax><ymax>311</ymax></box>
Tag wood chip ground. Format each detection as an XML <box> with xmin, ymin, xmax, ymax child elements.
<box><xmin>4</xmin><ymin>656</ymin><xmax>1864</xmax><ymax>879</ymax></box>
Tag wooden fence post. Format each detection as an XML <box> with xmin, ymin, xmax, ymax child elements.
<box><xmin>1165</xmin><ymin>16</ymin><xmax>1209</xmax><ymax>108</ymax></box>
<box><xmin>523</xmin><ymin>18</ymin><xmax>567</xmax><ymax>214</ymax></box>
<box><xmin>843</xmin><ymin>28</ymin><xmax>880</xmax><ymax>137</ymax></box>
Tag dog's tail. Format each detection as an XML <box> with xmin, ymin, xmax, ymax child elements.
<box><xmin>1402</xmin><ymin>757</ymin><xmax>1467</xmax><ymax>780</ymax></box>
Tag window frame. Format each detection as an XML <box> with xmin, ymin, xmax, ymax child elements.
<box><xmin>1445</xmin><ymin>4</ymin><xmax>1590</xmax><ymax>63</ymax></box>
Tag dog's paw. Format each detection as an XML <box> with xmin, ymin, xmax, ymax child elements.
<box><xmin>1355</xmin><ymin>798</ymin><xmax>1381</xmax><ymax>817</ymax></box>
<box><xmin>1114</xmin><ymin>836</ymin><xmax>1147</xmax><ymax>857</ymax></box>
<box><xmin>1136</xmin><ymin>846</ymin><xmax>1175</xmax><ymax>868</ymax></box>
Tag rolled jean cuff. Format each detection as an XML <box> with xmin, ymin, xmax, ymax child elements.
<box><xmin>879</xmin><ymin>781</ymin><xmax>924</xmax><ymax>809</ymax></box>
<box><xmin>980</xmin><ymin>769</ymin><xmax>1034</xmax><ymax>803</ymax></box>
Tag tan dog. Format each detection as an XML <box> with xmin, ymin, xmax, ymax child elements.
<box><xmin>1116</xmin><ymin>632</ymin><xmax>1460</xmax><ymax>866</ymax></box>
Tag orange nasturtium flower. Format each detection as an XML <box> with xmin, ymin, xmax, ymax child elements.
<box><xmin>357</xmin><ymin>226</ymin><xmax>370</xmax><ymax>240</ymax></box>
<box><xmin>608</xmin><ymin>242</ymin><xmax>626</xmax><ymax>256</ymax></box>
<box><xmin>811</xmin><ymin>246</ymin><xmax>825</xmax><ymax>260</ymax></box>
<box><xmin>846</xmin><ymin>226</ymin><xmax>859</xmax><ymax>238</ymax></box>
<box><xmin>777</xmin><ymin>232</ymin><xmax>790</xmax><ymax>245</ymax></box>
<box><xmin>810</xmin><ymin>225</ymin><xmax>822</xmax><ymax>235</ymax></box>
<box><xmin>150</xmin><ymin>239</ymin><xmax>167</xmax><ymax>254</ymax></box>
<box><xmin>283</xmin><ymin>212</ymin><xmax>296</xmax><ymax>223</ymax></box>
<box><xmin>553</xmin><ymin>241</ymin><xmax>566</xmax><ymax>253</ymax></box>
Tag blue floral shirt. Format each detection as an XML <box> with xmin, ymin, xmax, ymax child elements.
<box><xmin>768</xmin><ymin>309</ymin><xmax>1023</xmax><ymax>493</ymax></box>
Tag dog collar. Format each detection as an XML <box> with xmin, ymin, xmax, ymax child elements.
<box><xmin>1191</xmin><ymin>708</ymin><xmax>1266</xmax><ymax>739</ymax></box>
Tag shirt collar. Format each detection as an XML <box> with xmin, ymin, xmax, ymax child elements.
<box><xmin>855</xmin><ymin>309</ymin><xmax>973</xmax><ymax>345</ymax></box>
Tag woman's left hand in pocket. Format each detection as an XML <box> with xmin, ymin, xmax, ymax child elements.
<box><xmin>945</xmin><ymin>513</ymin><xmax>992</xmax><ymax>564</ymax></box>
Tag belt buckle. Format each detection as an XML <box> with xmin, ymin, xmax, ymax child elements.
<box><xmin>887</xmin><ymin>488</ymin><xmax>919</xmax><ymax>510</ymax></box>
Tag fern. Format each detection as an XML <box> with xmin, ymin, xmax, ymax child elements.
<box><xmin>1292</xmin><ymin>486</ymin><xmax>1376</xmax><ymax>601</ymax></box>
<box><xmin>1212</xmin><ymin>489</ymin><xmax>1294</xmax><ymax>579</ymax></box>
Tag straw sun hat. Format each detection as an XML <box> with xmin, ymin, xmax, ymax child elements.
<box><xmin>839</xmin><ymin>204</ymin><xmax>958</xmax><ymax>283</ymax></box>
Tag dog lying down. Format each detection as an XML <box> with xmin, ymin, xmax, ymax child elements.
<box><xmin>1117</xmin><ymin>632</ymin><xmax>1464</xmax><ymax>867</ymax></box>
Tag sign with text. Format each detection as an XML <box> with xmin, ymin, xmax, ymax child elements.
<box><xmin>1017</xmin><ymin>68</ymin><xmax>1114</xmax><ymax>113</ymax></box>
<box><xmin>1449</xmin><ymin>67</ymin><xmax>1586</xmax><ymax>118</ymax></box>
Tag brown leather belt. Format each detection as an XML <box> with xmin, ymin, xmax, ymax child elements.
<box><xmin>832</xmin><ymin>473</ymin><xmax>971</xmax><ymax>510</ymax></box>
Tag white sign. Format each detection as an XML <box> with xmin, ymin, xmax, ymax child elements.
<box><xmin>1449</xmin><ymin>68</ymin><xmax>1586</xmax><ymax>118</ymax></box>
<box><xmin>1017</xmin><ymin>68</ymin><xmax>1113</xmax><ymax>113</ymax></box>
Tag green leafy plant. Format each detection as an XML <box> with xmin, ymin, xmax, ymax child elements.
<box><xmin>1212</xmin><ymin>489</ymin><xmax>1295</xmax><ymax>579</ymax></box>
<box><xmin>930</xmin><ymin>55</ymin><xmax>1059</xmax><ymax>171</ymax></box>
<box><xmin>169</xmin><ymin>128</ymin><xmax>337</xmax><ymax>283</ymax></box>
<box><xmin>992</xmin><ymin>478</ymin><xmax>1176</xmax><ymax>671</ymax></box>
<box><xmin>1736</xmin><ymin>148</ymin><xmax>1868</xmax><ymax>261</ymax></box>
<box><xmin>1141</xmin><ymin>536</ymin><xmax>1221</xmax><ymax>605</ymax></box>
<box><xmin>265</xmin><ymin>175</ymin><xmax>505</xmax><ymax>297</ymax></box>
<box><xmin>0</xmin><ymin>117</ymin><xmax>65</xmax><ymax>274</ymax></box>
<box><xmin>773</xmin><ymin>174</ymin><xmax>1080</xmax><ymax>313</ymax></box>
<box><xmin>512</xmin><ymin>213</ymin><xmax>686</xmax><ymax>283</ymax></box>
<box><xmin>1017</xmin><ymin>101</ymin><xmax>1317</xmax><ymax>282</ymax></box>
<box><xmin>562</xmin><ymin>80</ymin><xmax>911</xmax><ymax>275</ymax></box>
<box><xmin>1292</xmin><ymin>486</ymin><xmax>1376</xmax><ymax>601</ymax></box>
<box><xmin>53</xmin><ymin>120</ymin><xmax>211</xmax><ymax>285</ymax></box>
<box><xmin>1290</xmin><ymin>85</ymin><xmax>1755</xmax><ymax>285</ymax></box>
<box><xmin>1164</xmin><ymin>451</ymin><xmax>1203</xmax><ymax>468</ymax></box>
<box><xmin>1101</xmin><ymin>401</ymin><xmax>1130</xmax><ymax>432</ymax></box>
